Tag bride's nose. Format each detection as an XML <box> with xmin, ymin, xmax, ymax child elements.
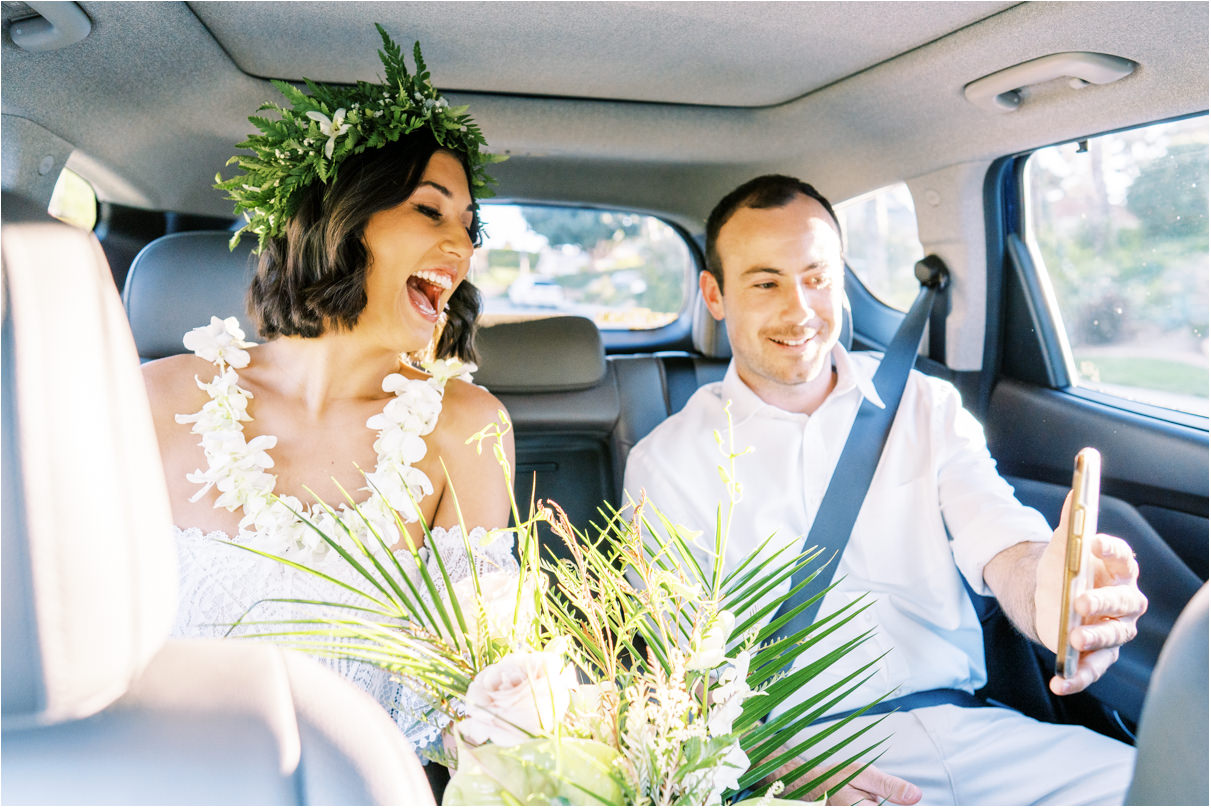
<box><xmin>441</xmin><ymin>221</ymin><xmax>474</xmax><ymax>260</ymax></box>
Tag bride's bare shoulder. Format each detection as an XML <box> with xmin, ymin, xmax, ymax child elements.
<box><xmin>141</xmin><ymin>353</ymin><xmax>214</xmax><ymax>417</ymax></box>
<box><xmin>434</xmin><ymin>377</ymin><xmax>513</xmax><ymax>455</ymax></box>
<box><xmin>442</xmin><ymin>377</ymin><xmax>508</xmax><ymax>427</ymax></box>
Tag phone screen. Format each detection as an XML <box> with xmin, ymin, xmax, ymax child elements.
<box><xmin>1056</xmin><ymin>447</ymin><xmax>1101</xmax><ymax>679</ymax></box>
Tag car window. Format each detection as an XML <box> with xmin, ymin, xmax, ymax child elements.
<box><xmin>1025</xmin><ymin>116</ymin><xmax>1209</xmax><ymax>417</ymax></box>
<box><xmin>472</xmin><ymin>204</ymin><xmax>692</xmax><ymax>330</ymax></box>
<box><xmin>835</xmin><ymin>183</ymin><xmax>924</xmax><ymax>311</ymax></box>
<box><xmin>47</xmin><ymin>167</ymin><xmax>97</xmax><ymax>231</ymax></box>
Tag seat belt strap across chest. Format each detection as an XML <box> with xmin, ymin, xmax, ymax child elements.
<box><xmin>771</xmin><ymin>256</ymin><xmax>949</xmax><ymax>649</ymax></box>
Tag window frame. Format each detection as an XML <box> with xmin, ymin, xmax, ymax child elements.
<box><xmin>1000</xmin><ymin>115</ymin><xmax>1210</xmax><ymax>432</ymax></box>
<box><xmin>834</xmin><ymin>182</ymin><xmax>926</xmax><ymax>313</ymax></box>
<box><xmin>474</xmin><ymin>200</ymin><xmax>699</xmax><ymax>352</ymax></box>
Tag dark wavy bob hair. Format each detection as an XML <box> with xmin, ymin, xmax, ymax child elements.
<box><xmin>248</xmin><ymin>128</ymin><xmax>482</xmax><ymax>362</ymax></box>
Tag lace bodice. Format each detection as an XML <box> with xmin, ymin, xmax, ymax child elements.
<box><xmin>172</xmin><ymin>523</ymin><xmax>518</xmax><ymax>752</ymax></box>
<box><xmin>171</xmin><ymin>319</ymin><xmax>506</xmax><ymax>753</ymax></box>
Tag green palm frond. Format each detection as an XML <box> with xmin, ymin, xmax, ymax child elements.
<box><xmin>226</xmin><ymin>413</ymin><xmax>887</xmax><ymax>801</ymax></box>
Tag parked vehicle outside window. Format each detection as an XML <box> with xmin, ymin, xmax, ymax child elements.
<box><xmin>472</xmin><ymin>204</ymin><xmax>691</xmax><ymax>330</ymax></box>
<box><xmin>1026</xmin><ymin>116</ymin><xmax>1209</xmax><ymax>417</ymax></box>
<box><xmin>836</xmin><ymin>182</ymin><xmax>924</xmax><ymax>312</ymax></box>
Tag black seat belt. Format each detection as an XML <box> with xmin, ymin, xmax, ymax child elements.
<box><xmin>770</xmin><ymin>255</ymin><xmax>949</xmax><ymax>650</ymax></box>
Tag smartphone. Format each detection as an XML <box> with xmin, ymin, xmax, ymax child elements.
<box><xmin>1056</xmin><ymin>447</ymin><xmax>1101</xmax><ymax>679</ymax></box>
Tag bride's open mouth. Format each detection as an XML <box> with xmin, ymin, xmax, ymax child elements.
<box><xmin>407</xmin><ymin>269</ymin><xmax>454</xmax><ymax>320</ymax></box>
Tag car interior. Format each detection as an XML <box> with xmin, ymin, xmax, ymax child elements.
<box><xmin>2</xmin><ymin>1</ymin><xmax>1207</xmax><ymax>804</ymax></box>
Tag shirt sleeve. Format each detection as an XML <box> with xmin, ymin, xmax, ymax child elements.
<box><xmin>928</xmin><ymin>375</ymin><xmax>1053</xmax><ymax>596</ymax></box>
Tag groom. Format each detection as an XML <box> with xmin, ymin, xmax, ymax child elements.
<box><xmin>623</xmin><ymin>174</ymin><xmax>1147</xmax><ymax>805</ymax></box>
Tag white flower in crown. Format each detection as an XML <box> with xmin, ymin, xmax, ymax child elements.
<box><xmin>306</xmin><ymin>108</ymin><xmax>351</xmax><ymax>159</ymax></box>
<box><xmin>182</xmin><ymin>316</ymin><xmax>254</xmax><ymax>368</ymax></box>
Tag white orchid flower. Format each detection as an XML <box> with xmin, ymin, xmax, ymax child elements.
<box><xmin>305</xmin><ymin>108</ymin><xmax>351</xmax><ymax>159</ymax></box>
<box><xmin>687</xmin><ymin>608</ymin><xmax>735</xmax><ymax>671</ymax></box>
<box><xmin>182</xmin><ymin>316</ymin><xmax>253</xmax><ymax>368</ymax></box>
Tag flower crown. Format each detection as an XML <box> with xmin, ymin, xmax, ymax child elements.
<box><xmin>215</xmin><ymin>24</ymin><xmax>501</xmax><ymax>253</ymax></box>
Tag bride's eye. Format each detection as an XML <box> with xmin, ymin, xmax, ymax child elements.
<box><xmin>415</xmin><ymin>204</ymin><xmax>442</xmax><ymax>220</ymax></box>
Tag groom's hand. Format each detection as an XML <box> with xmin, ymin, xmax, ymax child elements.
<box><xmin>760</xmin><ymin>751</ymin><xmax>922</xmax><ymax>805</ymax></box>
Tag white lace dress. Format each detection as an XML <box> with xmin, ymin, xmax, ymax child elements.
<box><xmin>171</xmin><ymin>523</ymin><xmax>517</xmax><ymax>753</ymax></box>
<box><xmin>169</xmin><ymin>318</ymin><xmax>516</xmax><ymax>754</ymax></box>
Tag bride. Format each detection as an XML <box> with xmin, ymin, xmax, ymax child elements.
<box><xmin>141</xmin><ymin>30</ymin><xmax>514</xmax><ymax>753</ymax></box>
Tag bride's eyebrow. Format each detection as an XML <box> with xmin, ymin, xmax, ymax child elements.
<box><xmin>416</xmin><ymin>180</ymin><xmax>474</xmax><ymax>213</ymax></box>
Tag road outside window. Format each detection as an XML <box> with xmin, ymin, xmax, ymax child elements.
<box><xmin>471</xmin><ymin>204</ymin><xmax>691</xmax><ymax>330</ymax></box>
<box><xmin>1026</xmin><ymin>116</ymin><xmax>1209</xmax><ymax>417</ymax></box>
<box><xmin>836</xmin><ymin>183</ymin><xmax>924</xmax><ymax>311</ymax></box>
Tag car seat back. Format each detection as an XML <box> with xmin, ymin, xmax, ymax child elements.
<box><xmin>123</xmin><ymin>230</ymin><xmax>257</xmax><ymax>361</ymax></box>
<box><xmin>1</xmin><ymin>198</ymin><xmax>432</xmax><ymax>805</ymax></box>
<box><xmin>476</xmin><ymin>316</ymin><xmax>623</xmax><ymax>559</ymax></box>
<box><xmin>1126</xmin><ymin>583</ymin><xmax>1209</xmax><ymax>806</ymax></box>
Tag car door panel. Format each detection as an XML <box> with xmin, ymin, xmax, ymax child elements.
<box><xmin>984</xmin><ymin>235</ymin><xmax>1208</xmax><ymax>730</ymax></box>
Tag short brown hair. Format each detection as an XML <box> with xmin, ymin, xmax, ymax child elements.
<box><xmin>248</xmin><ymin>129</ymin><xmax>482</xmax><ymax>361</ymax></box>
<box><xmin>704</xmin><ymin>174</ymin><xmax>842</xmax><ymax>289</ymax></box>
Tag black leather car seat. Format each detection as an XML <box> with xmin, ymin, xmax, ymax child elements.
<box><xmin>123</xmin><ymin>229</ymin><xmax>258</xmax><ymax>361</ymax></box>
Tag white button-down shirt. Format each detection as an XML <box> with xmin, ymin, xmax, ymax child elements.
<box><xmin>623</xmin><ymin>345</ymin><xmax>1052</xmax><ymax>715</ymax></box>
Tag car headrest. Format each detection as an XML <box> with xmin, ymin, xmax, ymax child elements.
<box><xmin>690</xmin><ymin>287</ymin><xmax>854</xmax><ymax>358</ymax></box>
<box><xmin>2</xmin><ymin>193</ymin><xmax>179</xmax><ymax>729</ymax></box>
<box><xmin>475</xmin><ymin>316</ymin><xmax>606</xmax><ymax>392</ymax></box>
<box><xmin>124</xmin><ymin>230</ymin><xmax>257</xmax><ymax>361</ymax></box>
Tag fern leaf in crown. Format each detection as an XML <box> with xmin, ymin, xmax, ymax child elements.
<box><xmin>215</xmin><ymin>24</ymin><xmax>502</xmax><ymax>253</ymax></box>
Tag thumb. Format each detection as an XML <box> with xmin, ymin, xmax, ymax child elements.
<box><xmin>1057</xmin><ymin>489</ymin><xmax>1074</xmax><ymax>534</ymax></box>
<box><xmin>887</xmin><ymin>777</ymin><xmax>923</xmax><ymax>805</ymax></box>
<box><xmin>863</xmin><ymin>767</ymin><xmax>923</xmax><ymax>805</ymax></box>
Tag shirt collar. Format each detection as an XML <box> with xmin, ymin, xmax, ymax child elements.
<box><xmin>720</xmin><ymin>343</ymin><xmax>885</xmax><ymax>424</ymax></box>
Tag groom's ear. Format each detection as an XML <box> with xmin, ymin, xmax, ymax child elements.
<box><xmin>699</xmin><ymin>270</ymin><xmax>726</xmax><ymax>322</ymax></box>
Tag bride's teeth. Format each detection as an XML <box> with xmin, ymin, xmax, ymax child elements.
<box><xmin>413</xmin><ymin>270</ymin><xmax>452</xmax><ymax>290</ymax></box>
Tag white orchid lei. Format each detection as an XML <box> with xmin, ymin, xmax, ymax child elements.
<box><xmin>176</xmin><ymin>315</ymin><xmax>473</xmax><ymax>560</ymax></box>
<box><xmin>215</xmin><ymin>23</ymin><xmax>504</xmax><ymax>253</ymax></box>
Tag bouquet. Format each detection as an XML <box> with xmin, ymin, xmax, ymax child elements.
<box><xmin>232</xmin><ymin>412</ymin><xmax>888</xmax><ymax>805</ymax></box>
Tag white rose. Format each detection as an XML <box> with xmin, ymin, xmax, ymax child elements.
<box><xmin>459</xmin><ymin>651</ymin><xmax>577</xmax><ymax>747</ymax></box>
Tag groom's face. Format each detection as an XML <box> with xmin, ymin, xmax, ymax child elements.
<box><xmin>702</xmin><ymin>194</ymin><xmax>846</xmax><ymax>398</ymax></box>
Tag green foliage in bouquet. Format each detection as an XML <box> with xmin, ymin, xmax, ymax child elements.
<box><xmin>226</xmin><ymin>410</ymin><xmax>891</xmax><ymax>805</ymax></box>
